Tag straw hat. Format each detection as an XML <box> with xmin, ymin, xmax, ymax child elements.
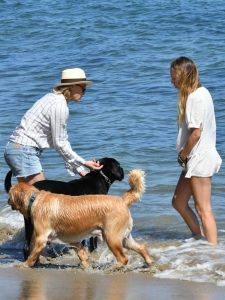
<box><xmin>55</xmin><ymin>68</ymin><xmax>93</xmax><ymax>87</ymax></box>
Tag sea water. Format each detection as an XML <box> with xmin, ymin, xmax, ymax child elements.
<box><xmin>0</xmin><ymin>0</ymin><xmax>225</xmax><ymax>286</ymax></box>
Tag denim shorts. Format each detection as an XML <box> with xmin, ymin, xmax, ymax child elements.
<box><xmin>4</xmin><ymin>142</ymin><xmax>43</xmax><ymax>178</ymax></box>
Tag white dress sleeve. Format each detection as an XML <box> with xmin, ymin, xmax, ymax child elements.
<box><xmin>185</xmin><ymin>93</ymin><xmax>204</xmax><ymax>129</ymax></box>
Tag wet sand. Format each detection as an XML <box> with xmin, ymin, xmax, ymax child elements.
<box><xmin>0</xmin><ymin>267</ymin><xmax>225</xmax><ymax>300</ymax></box>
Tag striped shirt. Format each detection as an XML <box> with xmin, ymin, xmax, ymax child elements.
<box><xmin>10</xmin><ymin>93</ymin><xmax>85</xmax><ymax>175</ymax></box>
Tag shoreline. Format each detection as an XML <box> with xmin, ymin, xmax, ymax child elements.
<box><xmin>0</xmin><ymin>267</ymin><xmax>224</xmax><ymax>300</ymax></box>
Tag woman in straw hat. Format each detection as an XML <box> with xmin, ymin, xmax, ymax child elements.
<box><xmin>4</xmin><ymin>67</ymin><xmax>103</xmax><ymax>185</ymax></box>
<box><xmin>170</xmin><ymin>57</ymin><xmax>222</xmax><ymax>245</ymax></box>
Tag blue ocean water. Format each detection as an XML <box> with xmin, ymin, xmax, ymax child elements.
<box><xmin>0</xmin><ymin>0</ymin><xmax>225</xmax><ymax>285</ymax></box>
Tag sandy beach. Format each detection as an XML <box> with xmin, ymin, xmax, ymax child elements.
<box><xmin>0</xmin><ymin>267</ymin><xmax>224</xmax><ymax>300</ymax></box>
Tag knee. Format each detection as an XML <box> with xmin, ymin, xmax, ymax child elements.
<box><xmin>172</xmin><ymin>196</ymin><xmax>181</xmax><ymax>211</ymax></box>
<box><xmin>172</xmin><ymin>195</ymin><xmax>189</xmax><ymax>215</ymax></box>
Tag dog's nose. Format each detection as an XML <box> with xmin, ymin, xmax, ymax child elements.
<box><xmin>7</xmin><ymin>198</ymin><xmax>11</xmax><ymax>205</ymax></box>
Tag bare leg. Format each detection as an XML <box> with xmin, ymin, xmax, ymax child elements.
<box><xmin>172</xmin><ymin>172</ymin><xmax>202</xmax><ymax>236</ymax></box>
<box><xmin>191</xmin><ymin>176</ymin><xmax>217</xmax><ymax>245</ymax></box>
<box><xmin>18</xmin><ymin>171</ymin><xmax>45</xmax><ymax>185</ymax></box>
<box><xmin>123</xmin><ymin>234</ymin><xmax>153</xmax><ymax>265</ymax></box>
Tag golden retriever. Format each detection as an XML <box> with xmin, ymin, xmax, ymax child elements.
<box><xmin>8</xmin><ymin>169</ymin><xmax>153</xmax><ymax>268</ymax></box>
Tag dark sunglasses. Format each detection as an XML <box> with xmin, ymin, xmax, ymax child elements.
<box><xmin>77</xmin><ymin>84</ymin><xmax>86</xmax><ymax>94</ymax></box>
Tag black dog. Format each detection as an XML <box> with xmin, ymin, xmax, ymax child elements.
<box><xmin>5</xmin><ymin>157</ymin><xmax>124</xmax><ymax>258</ymax></box>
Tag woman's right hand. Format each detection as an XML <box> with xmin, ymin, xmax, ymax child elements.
<box><xmin>84</xmin><ymin>160</ymin><xmax>103</xmax><ymax>171</ymax></box>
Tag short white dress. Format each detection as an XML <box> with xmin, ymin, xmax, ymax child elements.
<box><xmin>176</xmin><ymin>87</ymin><xmax>222</xmax><ymax>178</ymax></box>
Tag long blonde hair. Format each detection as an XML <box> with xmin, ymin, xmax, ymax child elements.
<box><xmin>170</xmin><ymin>57</ymin><xmax>201</xmax><ymax>126</ymax></box>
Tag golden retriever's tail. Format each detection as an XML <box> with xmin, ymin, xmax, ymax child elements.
<box><xmin>123</xmin><ymin>169</ymin><xmax>145</xmax><ymax>206</ymax></box>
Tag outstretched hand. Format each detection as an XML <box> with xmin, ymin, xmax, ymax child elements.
<box><xmin>84</xmin><ymin>160</ymin><xmax>103</xmax><ymax>171</ymax></box>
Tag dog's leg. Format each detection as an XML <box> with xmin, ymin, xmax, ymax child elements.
<box><xmin>104</xmin><ymin>235</ymin><xmax>128</xmax><ymax>266</ymax></box>
<box><xmin>72</xmin><ymin>243</ymin><xmax>89</xmax><ymax>268</ymax></box>
<box><xmin>123</xmin><ymin>234</ymin><xmax>153</xmax><ymax>266</ymax></box>
<box><xmin>23</xmin><ymin>217</ymin><xmax>34</xmax><ymax>260</ymax></box>
<box><xmin>89</xmin><ymin>237</ymin><xmax>98</xmax><ymax>252</ymax></box>
<box><xmin>24</xmin><ymin>234</ymin><xmax>48</xmax><ymax>267</ymax></box>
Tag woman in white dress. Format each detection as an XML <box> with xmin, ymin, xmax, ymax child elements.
<box><xmin>170</xmin><ymin>56</ymin><xmax>222</xmax><ymax>245</ymax></box>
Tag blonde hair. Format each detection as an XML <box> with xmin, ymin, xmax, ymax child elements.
<box><xmin>170</xmin><ymin>57</ymin><xmax>201</xmax><ymax>126</ymax></box>
<box><xmin>53</xmin><ymin>86</ymin><xmax>72</xmax><ymax>100</ymax></box>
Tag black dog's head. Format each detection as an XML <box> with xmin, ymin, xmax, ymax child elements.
<box><xmin>99</xmin><ymin>158</ymin><xmax>124</xmax><ymax>183</ymax></box>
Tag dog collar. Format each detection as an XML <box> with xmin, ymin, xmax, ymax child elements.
<box><xmin>100</xmin><ymin>171</ymin><xmax>112</xmax><ymax>185</ymax></box>
<box><xmin>28</xmin><ymin>192</ymin><xmax>39</xmax><ymax>216</ymax></box>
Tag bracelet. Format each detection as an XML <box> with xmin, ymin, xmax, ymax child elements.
<box><xmin>178</xmin><ymin>154</ymin><xmax>187</xmax><ymax>169</ymax></box>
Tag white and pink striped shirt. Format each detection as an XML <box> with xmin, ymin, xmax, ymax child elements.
<box><xmin>10</xmin><ymin>93</ymin><xmax>85</xmax><ymax>175</ymax></box>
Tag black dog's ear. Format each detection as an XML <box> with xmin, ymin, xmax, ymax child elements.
<box><xmin>5</xmin><ymin>170</ymin><xmax>13</xmax><ymax>193</ymax></box>
<box><xmin>8</xmin><ymin>188</ymin><xmax>16</xmax><ymax>208</ymax></box>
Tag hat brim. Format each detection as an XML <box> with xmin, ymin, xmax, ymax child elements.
<box><xmin>55</xmin><ymin>80</ymin><xmax>93</xmax><ymax>88</ymax></box>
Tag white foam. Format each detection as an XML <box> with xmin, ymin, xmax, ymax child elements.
<box><xmin>0</xmin><ymin>205</ymin><xmax>23</xmax><ymax>228</ymax></box>
<box><xmin>152</xmin><ymin>238</ymin><xmax>225</xmax><ymax>286</ymax></box>
<box><xmin>217</xmin><ymin>280</ymin><xmax>225</xmax><ymax>287</ymax></box>
<box><xmin>98</xmin><ymin>248</ymin><xmax>116</xmax><ymax>264</ymax></box>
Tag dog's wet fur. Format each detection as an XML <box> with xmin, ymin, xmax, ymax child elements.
<box><xmin>5</xmin><ymin>158</ymin><xmax>124</xmax><ymax>257</ymax></box>
<box><xmin>8</xmin><ymin>169</ymin><xmax>153</xmax><ymax>269</ymax></box>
